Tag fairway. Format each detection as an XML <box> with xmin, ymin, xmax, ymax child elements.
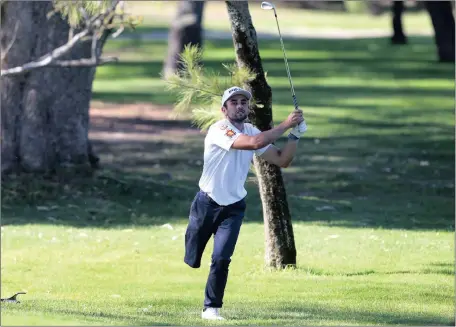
<box><xmin>0</xmin><ymin>224</ymin><xmax>453</xmax><ymax>326</ymax></box>
<box><xmin>1</xmin><ymin>6</ymin><xmax>454</xmax><ymax>327</ymax></box>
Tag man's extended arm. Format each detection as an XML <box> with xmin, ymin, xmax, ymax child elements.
<box><xmin>231</xmin><ymin>110</ymin><xmax>303</xmax><ymax>151</ymax></box>
<box><xmin>259</xmin><ymin>133</ymin><xmax>301</xmax><ymax>168</ymax></box>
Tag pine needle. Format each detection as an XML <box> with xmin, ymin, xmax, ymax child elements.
<box><xmin>191</xmin><ymin>107</ymin><xmax>224</xmax><ymax>131</ymax></box>
<box><xmin>162</xmin><ymin>44</ymin><xmax>257</xmax><ymax>131</ymax></box>
<box><xmin>52</xmin><ymin>0</ymin><xmax>111</xmax><ymax>27</ymax></box>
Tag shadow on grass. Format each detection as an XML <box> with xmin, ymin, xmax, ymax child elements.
<box><xmin>3</xmin><ymin>297</ymin><xmax>453</xmax><ymax>326</ymax></box>
<box><xmin>243</xmin><ymin>303</ymin><xmax>455</xmax><ymax>326</ymax></box>
<box><xmin>1</xmin><ymin>113</ymin><xmax>454</xmax><ymax>230</ymax></box>
<box><xmin>2</xmin><ymin>134</ymin><xmax>453</xmax><ymax>230</ymax></box>
<box><xmin>2</xmin><ymin>36</ymin><xmax>454</xmax><ymax>231</ymax></box>
<box><xmin>1</xmin><ymin>304</ymin><xmax>172</xmax><ymax>326</ymax></box>
<box><xmin>287</xmin><ymin>260</ymin><xmax>455</xmax><ymax>276</ymax></box>
<box><xmin>94</xmin><ymin>58</ymin><xmax>454</xmax><ymax>85</ymax></box>
<box><xmin>91</xmin><ymin>82</ymin><xmax>454</xmax><ymax>107</ymax></box>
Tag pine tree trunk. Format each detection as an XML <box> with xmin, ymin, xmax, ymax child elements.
<box><xmin>1</xmin><ymin>1</ymin><xmax>104</xmax><ymax>174</ymax></box>
<box><xmin>425</xmin><ymin>0</ymin><xmax>455</xmax><ymax>62</ymax></box>
<box><xmin>226</xmin><ymin>1</ymin><xmax>297</xmax><ymax>269</ymax></box>
<box><xmin>163</xmin><ymin>0</ymin><xmax>205</xmax><ymax>78</ymax></box>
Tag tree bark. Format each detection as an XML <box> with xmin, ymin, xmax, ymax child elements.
<box><xmin>226</xmin><ymin>1</ymin><xmax>297</xmax><ymax>269</ymax></box>
<box><xmin>1</xmin><ymin>1</ymin><xmax>106</xmax><ymax>174</ymax></box>
<box><xmin>391</xmin><ymin>1</ymin><xmax>407</xmax><ymax>45</ymax></box>
<box><xmin>163</xmin><ymin>0</ymin><xmax>205</xmax><ymax>78</ymax></box>
<box><xmin>425</xmin><ymin>1</ymin><xmax>455</xmax><ymax>62</ymax></box>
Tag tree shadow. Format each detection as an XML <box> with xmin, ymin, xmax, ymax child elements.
<box><xmin>3</xmin><ymin>295</ymin><xmax>452</xmax><ymax>326</ymax></box>
<box><xmin>1</xmin><ymin>300</ymin><xmax>174</xmax><ymax>326</ymax></box>
<box><xmin>94</xmin><ymin>58</ymin><xmax>454</xmax><ymax>85</ymax></box>
<box><xmin>241</xmin><ymin>302</ymin><xmax>455</xmax><ymax>326</ymax></box>
<box><xmin>2</xmin><ymin>124</ymin><xmax>453</xmax><ymax>230</ymax></box>
<box><xmin>2</xmin><ymin>36</ymin><xmax>453</xmax><ymax>231</ymax></box>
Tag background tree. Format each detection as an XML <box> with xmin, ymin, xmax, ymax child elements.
<box><xmin>1</xmin><ymin>0</ymin><xmax>126</xmax><ymax>175</ymax></box>
<box><xmin>391</xmin><ymin>0</ymin><xmax>407</xmax><ymax>44</ymax></box>
<box><xmin>424</xmin><ymin>0</ymin><xmax>455</xmax><ymax>62</ymax></box>
<box><xmin>163</xmin><ymin>0</ymin><xmax>205</xmax><ymax>78</ymax></box>
<box><xmin>226</xmin><ymin>1</ymin><xmax>297</xmax><ymax>269</ymax></box>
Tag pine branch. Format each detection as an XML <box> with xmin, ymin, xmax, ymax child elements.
<box><xmin>191</xmin><ymin>107</ymin><xmax>223</xmax><ymax>131</ymax></box>
<box><xmin>162</xmin><ymin>44</ymin><xmax>257</xmax><ymax>131</ymax></box>
<box><xmin>165</xmin><ymin>80</ymin><xmax>221</xmax><ymax>97</ymax></box>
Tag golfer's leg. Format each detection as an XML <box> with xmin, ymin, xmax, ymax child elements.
<box><xmin>184</xmin><ymin>192</ymin><xmax>216</xmax><ymax>268</ymax></box>
<box><xmin>204</xmin><ymin>201</ymin><xmax>245</xmax><ymax>308</ymax></box>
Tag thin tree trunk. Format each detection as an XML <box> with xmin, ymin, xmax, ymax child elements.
<box><xmin>1</xmin><ymin>1</ymin><xmax>106</xmax><ymax>174</ymax></box>
<box><xmin>425</xmin><ymin>0</ymin><xmax>455</xmax><ymax>62</ymax></box>
<box><xmin>163</xmin><ymin>0</ymin><xmax>205</xmax><ymax>78</ymax></box>
<box><xmin>391</xmin><ymin>0</ymin><xmax>407</xmax><ymax>45</ymax></box>
<box><xmin>226</xmin><ymin>1</ymin><xmax>297</xmax><ymax>269</ymax></box>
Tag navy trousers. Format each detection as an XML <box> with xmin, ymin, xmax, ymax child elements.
<box><xmin>184</xmin><ymin>190</ymin><xmax>246</xmax><ymax>308</ymax></box>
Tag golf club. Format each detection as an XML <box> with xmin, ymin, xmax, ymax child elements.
<box><xmin>261</xmin><ymin>1</ymin><xmax>307</xmax><ymax>133</ymax></box>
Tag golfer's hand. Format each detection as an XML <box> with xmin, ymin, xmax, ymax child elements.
<box><xmin>289</xmin><ymin>122</ymin><xmax>307</xmax><ymax>139</ymax></box>
<box><xmin>285</xmin><ymin>109</ymin><xmax>304</xmax><ymax>129</ymax></box>
<box><xmin>288</xmin><ymin>108</ymin><xmax>306</xmax><ymax>139</ymax></box>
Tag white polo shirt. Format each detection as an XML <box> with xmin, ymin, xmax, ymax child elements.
<box><xmin>198</xmin><ymin>119</ymin><xmax>271</xmax><ymax>206</ymax></box>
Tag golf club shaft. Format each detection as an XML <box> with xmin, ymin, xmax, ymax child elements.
<box><xmin>273</xmin><ymin>12</ymin><xmax>297</xmax><ymax>106</ymax></box>
<box><xmin>272</xmin><ymin>9</ymin><xmax>307</xmax><ymax>133</ymax></box>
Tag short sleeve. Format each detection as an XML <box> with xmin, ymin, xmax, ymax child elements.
<box><xmin>209</xmin><ymin>123</ymin><xmax>241</xmax><ymax>151</ymax></box>
<box><xmin>249</xmin><ymin>125</ymin><xmax>271</xmax><ymax>156</ymax></box>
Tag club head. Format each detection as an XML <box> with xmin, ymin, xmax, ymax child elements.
<box><xmin>261</xmin><ymin>1</ymin><xmax>275</xmax><ymax>10</ymax></box>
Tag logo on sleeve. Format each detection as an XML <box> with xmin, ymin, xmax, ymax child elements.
<box><xmin>225</xmin><ymin>129</ymin><xmax>236</xmax><ymax>138</ymax></box>
<box><xmin>219</xmin><ymin>124</ymin><xmax>228</xmax><ymax>130</ymax></box>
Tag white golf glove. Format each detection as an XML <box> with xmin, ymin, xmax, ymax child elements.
<box><xmin>288</xmin><ymin>121</ymin><xmax>307</xmax><ymax>140</ymax></box>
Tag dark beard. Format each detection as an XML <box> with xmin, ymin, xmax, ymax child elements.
<box><xmin>228</xmin><ymin>113</ymin><xmax>248</xmax><ymax>123</ymax></box>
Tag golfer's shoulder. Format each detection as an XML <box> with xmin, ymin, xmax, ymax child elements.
<box><xmin>208</xmin><ymin>120</ymin><xmax>229</xmax><ymax>132</ymax></box>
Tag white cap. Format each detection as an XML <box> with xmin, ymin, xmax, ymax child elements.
<box><xmin>221</xmin><ymin>86</ymin><xmax>252</xmax><ymax>106</ymax></box>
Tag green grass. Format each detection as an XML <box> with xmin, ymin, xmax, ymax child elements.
<box><xmin>1</xmin><ymin>222</ymin><xmax>454</xmax><ymax>326</ymax></box>
<box><xmin>1</xmin><ymin>19</ymin><xmax>454</xmax><ymax>327</ymax></box>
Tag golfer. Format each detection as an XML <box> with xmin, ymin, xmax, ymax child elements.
<box><xmin>184</xmin><ymin>86</ymin><xmax>305</xmax><ymax>320</ymax></box>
